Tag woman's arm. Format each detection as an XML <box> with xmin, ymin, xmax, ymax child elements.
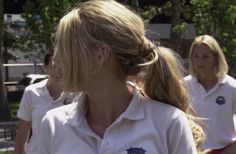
<box><xmin>14</xmin><ymin>119</ymin><xmax>31</xmax><ymax>154</ymax></box>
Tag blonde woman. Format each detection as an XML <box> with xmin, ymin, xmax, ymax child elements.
<box><xmin>37</xmin><ymin>1</ymin><xmax>204</xmax><ymax>154</ymax></box>
<box><xmin>184</xmin><ymin>35</ymin><xmax>236</xmax><ymax>154</ymax></box>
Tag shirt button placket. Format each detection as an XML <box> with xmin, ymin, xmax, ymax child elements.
<box><xmin>100</xmin><ymin>129</ymin><xmax>114</xmax><ymax>154</ymax></box>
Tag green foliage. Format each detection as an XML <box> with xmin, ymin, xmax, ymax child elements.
<box><xmin>21</xmin><ymin>0</ymin><xmax>158</xmax><ymax>54</ymax></box>
<box><xmin>139</xmin><ymin>5</ymin><xmax>158</xmax><ymax>24</ymax></box>
<box><xmin>20</xmin><ymin>0</ymin><xmax>80</xmax><ymax>54</ymax></box>
<box><xmin>0</xmin><ymin>151</ymin><xmax>14</xmax><ymax>154</ymax></box>
<box><xmin>118</xmin><ymin>0</ymin><xmax>157</xmax><ymax>24</ymax></box>
<box><xmin>12</xmin><ymin>0</ymin><xmax>236</xmax><ymax>70</ymax></box>
<box><xmin>9</xmin><ymin>102</ymin><xmax>19</xmax><ymax>117</ymax></box>
<box><xmin>3</xmin><ymin>21</ymin><xmax>25</xmax><ymax>61</ymax></box>
<box><xmin>191</xmin><ymin>0</ymin><xmax>236</xmax><ymax>63</ymax></box>
<box><xmin>172</xmin><ymin>22</ymin><xmax>188</xmax><ymax>34</ymax></box>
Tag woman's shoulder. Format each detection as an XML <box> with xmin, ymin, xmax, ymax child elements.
<box><xmin>224</xmin><ymin>75</ymin><xmax>236</xmax><ymax>88</ymax></box>
<box><xmin>24</xmin><ymin>79</ymin><xmax>47</xmax><ymax>92</ymax></box>
<box><xmin>43</xmin><ymin>102</ymin><xmax>77</xmax><ymax>122</ymax></box>
<box><xmin>139</xmin><ymin>96</ymin><xmax>190</xmax><ymax>135</ymax></box>
<box><xmin>225</xmin><ymin>75</ymin><xmax>236</xmax><ymax>82</ymax></box>
<box><xmin>142</xmin><ymin>96</ymin><xmax>185</xmax><ymax>123</ymax></box>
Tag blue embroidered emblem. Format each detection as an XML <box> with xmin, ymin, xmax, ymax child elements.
<box><xmin>126</xmin><ymin>147</ymin><xmax>146</xmax><ymax>154</ymax></box>
<box><xmin>215</xmin><ymin>96</ymin><xmax>226</xmax><ymax>105</ymax></box>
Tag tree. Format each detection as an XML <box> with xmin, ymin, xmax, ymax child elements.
<box><xmin>3</xmin><ymin>21</ymin><xmax>21</xmax><ymax>81</ymax></box>
<box><xmin>133</xmin><ymin>0</ymin><xmax>192</xmax><ymax>57</ymax></box>
<box><xmin>170</xmin><ymin>0</ymin><xmax>185</xmax><ymax>55</ymax></box>
<box><xmin>22</xmin><ymin>0</ymin><xmax>191</xmax><ymax>56</ymax></box>
<box><xmin>191</xmin><ymin>0</ymin><xmax>236</xmax><ymax>76</ymax></box>
<box><xmin>15</xmin><ymin>0</ymin><xmax>236</xmax><ymax>75</ymax></box>
<box><xmin>22</xmin><ymin>0</ymin><xmax>168</xmax><ymax>53</ymax></box>
<box><xmin>0</xmin><ymin>0</ymin><xmax>11</xmax><ymax>121</ymax></box>
<box><xmin>20</xmin><ymin>0</ymin><xmax>81</xmax><ymax>56</ymax></box>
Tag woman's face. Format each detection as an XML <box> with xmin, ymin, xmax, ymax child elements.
<box><xmin>192</xmin><ymin>44</ymin><xmax>217</xmax><ymax>77</ymax></box>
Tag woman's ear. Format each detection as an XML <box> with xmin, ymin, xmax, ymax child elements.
<box><xmin>97</xmin><ymin>44</ymin><xmax>111</xmax><ymax>66</ymax></box>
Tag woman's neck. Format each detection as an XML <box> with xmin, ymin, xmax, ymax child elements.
<box><xmin>197</xmin><ymin>75</ymin><xmax>218</xmax><ymax>91</ymax></box>
<box><xmin>46</xmin><ymin>79</ymin><xmax>62</xmax><ymax>100</ymax></box>
<box><xmin>85</xmin><ymin>80</ymin><xmax>133</xmax><ymax>138</ymax></box>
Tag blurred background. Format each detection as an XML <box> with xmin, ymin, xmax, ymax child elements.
<box><xmin>0</xmin><ymin>0</ymin><xmax>236</xmax><ymax>152</ymax></box>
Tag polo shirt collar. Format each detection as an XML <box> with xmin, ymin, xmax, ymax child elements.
<box><xmin>37</xmin><ymin>79</ymin><xmax>65</xmax><ymax>103</ymax></box>
<box><xmin>66</xmin><ymin>89</ymin><xmax>145</xmax><ymax>127</ymax></box>
<box><xmin>36</xmin><ymin>79</ymin><xmax>48</xmax><ymax>89</ymax></box>
<box><xmin>218</xmin><ymin>75</ymin><xmax>227</xmax><ymax>84</ymax></box>
<box><xmin>121</xmin><ymin>90</ymin><xmax>145</xmax><ymax>120</ymax></box>
<box><xmin>67</xmin><ymin>93</ymin><xmax>87</xmax><ymax>126</ymax></box>
<box><xmin>191</xmin><ymin>75</ymin><xmax>198</xmax><ymax>83</ymax></box>
<box><xmin>191</xmin><ymin>75</ymin><xmax>227</xmax><ymax>96</ymax></box>
<box><xmin>191</xmin><ymin>75</ymin><xmax>227</xmax><ymax>85</ymax></box>
<box><xmin>37</xmin><ymin>79</ymin><xmax>51</xmax><ymax>99</ymax></box>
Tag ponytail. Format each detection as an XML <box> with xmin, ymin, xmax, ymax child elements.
<box><xmin>141</xmin><ymin>46</ymin><xmax>189</xmax><ymax>111</ymax></box>
<box><xmin>136</xmin><ymin>43</ymin><xmax>205</xmax><ymax>152</ymax></box>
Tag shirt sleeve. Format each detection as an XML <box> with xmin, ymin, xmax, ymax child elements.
<box><xmin>17</xmin><ymin>88</ymin><xmax>32</xmax><ymax>121</ymax></box>
<box><xmin>167</xmin><ymin>112</ymin><xmax>198</xmax><ymax>154</ymax></box>
<box><xmin>36</xmin><ymin>114</ymin><xmax>52</xmax><ymax>154</ymax></box>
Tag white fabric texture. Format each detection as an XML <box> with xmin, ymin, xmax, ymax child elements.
<box><xmin>184</xmin><ymin>75</ymin><xmax>236</xmax><ymax>150</ymax></box>
<box><xmin>37</xmin><ymin>90</ymin><xmax>197</xmax><ymax>154</ymax></box>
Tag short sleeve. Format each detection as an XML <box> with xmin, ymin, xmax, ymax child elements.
<box><xmin>167</xmin><ymin>112</ymin><xmax>197</xmax><ymax>154</ymax></box>
<box><xmin>17</xmin><ymin>88</ymin><xmax>32</xmax><ymax>121</ymax></box>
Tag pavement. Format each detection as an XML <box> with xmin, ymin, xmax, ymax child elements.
<box><xmin>0</xmin><ymin>138</ymin><xmax>14</xmax><ymax>152</ymax></box>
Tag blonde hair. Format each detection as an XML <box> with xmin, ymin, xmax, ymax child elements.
<box><xmin>56</xmin><ymin>0</ymin><xmax>147</xmax><ymax>91</ymax></box>
<box><xmin>188</xmin><ymin>35</ymin><xmax>228</xmax><ymax>79</ymax></box>
<box><xmin>141</xmin><ymin>47</ymin><xmax>188</xmax><ymax>110</ymax></box>
<box><xmin>56</xmin><ymin>0</ymin><xmax>204</xmax><ymax>151</ymax></box>
<box><xmin>140</xmin><ymin>46</ymin><xmax>205</xmax><ymax>150</ymax></box>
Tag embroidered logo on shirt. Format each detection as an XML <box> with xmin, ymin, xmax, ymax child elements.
<box><xmin>215</xmin><ymin>96</ymin><xmax>226</xmax><ymax>105</ymax></box>
<box><xmin>126</xmin><ymin>147</ymin><xmax>146</xmax><ymax>154</ymax></box>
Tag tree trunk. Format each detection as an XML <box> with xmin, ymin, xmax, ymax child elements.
<box><xmin>170</xmin><ymin>0</ymin><xmax>183</xmax><ymax>56</ymax></box>
<box><xmin>0</xmin><ymin>0</ymin><xmax>11</xmax><ymax>121</ymax></box>
<box><xmin>3</xmin><ymin>43</ymin><xmax>9</xmax><ymax>81</ymax></box>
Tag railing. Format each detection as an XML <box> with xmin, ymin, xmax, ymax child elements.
<box><xmin>0</xmin><ymin>121</ymin><xmax>17</xmax><ymax>141</ymax></box>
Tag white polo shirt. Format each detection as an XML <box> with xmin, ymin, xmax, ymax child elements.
<box><xmin>17</xmin><ymin>79</ymin><xmax>72</xmax><ymax>154</ymax></box>
<box><xmin>184</xmin><ymin>75</ymin><xmax>236</xmax><ymax>150</ymax></box>
<box><xmin>37</xmin><ymin>91</ymin><xmax>197</xmax><ymax>154</ymax></box>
